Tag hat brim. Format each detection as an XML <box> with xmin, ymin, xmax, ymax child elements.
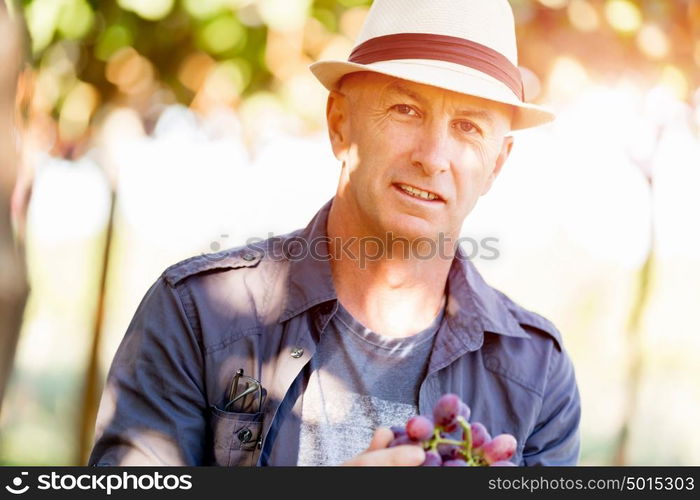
<box><xmin>310</xmin><ymin>58</ymin><xmax>555</xmax><ymax>131</ymax></box>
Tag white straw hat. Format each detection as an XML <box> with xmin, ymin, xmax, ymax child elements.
<box><xmin>310</xmin><ymin>0</ymin><xmax>555</xmax><ymax>130</ymax></box>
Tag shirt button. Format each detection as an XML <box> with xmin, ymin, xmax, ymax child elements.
<box><xmin>485</xmin><ymin>356</ymin><xmax>499</xmax><ymax>370</ymax></box>
<box><xmin>237</xmin><ymin>428</ymin><xmax>253</xmax><ymax>443</ymax></box>
<box><xmin>242</xmin><ymin>252</ymin><xmax>256</xmax><ymax>261</ymax></box>
<box><xmin>290</xmin><ymin>347</ymin><xmax>304</xmax><ymax>358</ymax></box>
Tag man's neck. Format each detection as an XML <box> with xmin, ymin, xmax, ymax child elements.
<box><xmin>326</xmin><ymin>202</ymin><xmax>454</xmax><ymax>338</ymax></box>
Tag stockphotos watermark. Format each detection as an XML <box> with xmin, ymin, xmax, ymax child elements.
<box><xmin>203</xmin><ymin>232</ymin><xmax>501</xmax><ymax>268</ymax></box>
<box><xmin>4</xmin><ymin>470</ymin><xmax>192</xmax><ymax>495</ymax></box>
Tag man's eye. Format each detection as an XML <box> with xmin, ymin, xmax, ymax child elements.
<box><xmin>392</xmin><ymin>104</ymin><xmax>417</xmax><ymax>116</ymax></box>
<box><xmin>454</xmin><ymin>120</ymin><xmax>479</xmax><ymax>134</ymax></box>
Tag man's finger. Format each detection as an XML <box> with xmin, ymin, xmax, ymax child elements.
<box><xmin>366</xmin><ymin>427</ymin><xmax>394</xmax><ymax>451</ymax></box>
<box><xmin>344</xmin><ymin>445</ymin><xmax>425</xmax><ymax>466</ymax></box>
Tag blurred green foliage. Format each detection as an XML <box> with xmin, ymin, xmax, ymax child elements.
<box><xmin>16</xmin><ymin>0</ymin><xmax>697</xmax><ymax>122</ymax></box>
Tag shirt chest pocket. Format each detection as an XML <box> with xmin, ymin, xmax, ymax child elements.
<box><xmin>209</xmin><ymin>405</ymin><xmax>264</xmax><ymax>466</ymax></box>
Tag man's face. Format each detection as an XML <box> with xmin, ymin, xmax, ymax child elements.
<box><xmin>327</xmin><ymin>72</ymin><xmax>514</xmax><ymax>241</ymax></box>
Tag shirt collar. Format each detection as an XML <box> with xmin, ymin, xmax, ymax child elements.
<box><xmin>278</xmin><ymin>198</ymin><xmax>337</xmax><ymax>323</ymax></box>
<box><xmin>278</xmin><ymin>198</ymin><xmax>531</xmax><ymax>346</ymax></box>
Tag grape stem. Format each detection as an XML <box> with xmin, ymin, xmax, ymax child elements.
<box><xmin>427</xmin><ymin>429</ymin><xmax>463</xmax><ymax>451</ymax></box>
<box><xmin>457</xmin><ymin>416</ymin><xmax>474</xmax><ymax>465</ymax></box>
<box><xmin>428</xmin><ymin>428</ymin><xmax>441</xmax><ymax>452</ymax></box>
<box><xmin>435</xmin><ymin>438</ymin><xmax>463</xmax><ymax>447</ymax></box>
<box><xmin>426</xmin><ymin>417</ymin><xmax>480</xmax><ymax>466</ymax></box>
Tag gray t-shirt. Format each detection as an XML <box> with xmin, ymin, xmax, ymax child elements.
<box><xmin>262</xmin><ymin>300</ymin><xmax>444</xmax><ymax>466</ymax></box>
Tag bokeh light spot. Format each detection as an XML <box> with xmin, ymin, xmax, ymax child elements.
<box><xmin>257</xmin><ymin>0</ymin><xmax>312</xmax><ymax>32</ymax></box>
<box><xmin>95</xmin><ymin>25</ymin><xmax>133</xmax><ymax>62</ymax></box>
<box><xmin>636</xmin><ymin>24</ymin><xmax>669</xmax><ymax>60</ymax></box>
<box><xmin>199</xmin><ymin>14</ymin><xmax>246</xmax><ymax>55</ymax></box>
<box><xmin>659</xmin><ymin>65</ymin><xmax>688</xmax><ymax>100</ymax></box>
<box><xmin>567</xmin><ymin>0</ymin><xmax>599</xmax><ymax>32</ymax></box>
<box><xmin>57</xmin><ymin>0</ymin><xmax>94</xmax><ymax>40</ymax></box>
<box><xmin>117</xmin><ymin>0</ymin><xmax>175</xmax><ymax>21</ymax></box>
<box><xmin>538</xmin><ymin>0</ymin><xmax>569</xmax><ymax>9</ymax></box>
<box><xmin>605</xmin><ymin>0</ymin><xmax>642</xmax><ymax>34</ymax></box>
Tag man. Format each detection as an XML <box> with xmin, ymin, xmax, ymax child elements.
<box><xmin>89</xmin><ymin>0</ymin><xmax>580</xmax><ymax>466</ymax></box>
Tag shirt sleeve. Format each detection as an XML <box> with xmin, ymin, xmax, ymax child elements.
<box><xmin>521</xmin><ymin>344</ymin><xmax>582</xmax><ymax>466</ymax></box>
<box><xmin>88</xmin><ymin>276</ymin><xmax>208</xmax><ymax>465</ymax></box>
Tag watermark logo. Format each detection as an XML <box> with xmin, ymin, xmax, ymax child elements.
<box><xmin>201</xmin><ymin>232</ymin><xmax>501</xmax><ymax>267</ymax></box>
<box><xmin>5</xmin><ymin>472</ymin><xmax>29</xmax><ymax>495</ymax></box>
<box><xmin>202</xmin><ymin>234</ymin><xmax>230</xmax><ymax>261</ymax></box>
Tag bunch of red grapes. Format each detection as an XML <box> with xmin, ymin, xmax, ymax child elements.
<box><xmin>389</xmin><ymin>393</ymin><xmax>518</xmax><ymax>466</ymax></box>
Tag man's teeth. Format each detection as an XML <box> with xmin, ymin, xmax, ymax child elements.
<box><xmin>398</xmin><ymin>184</ymin><xmax>439</xmax><ymax>201</ymax></box>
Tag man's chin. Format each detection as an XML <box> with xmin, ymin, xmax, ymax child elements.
<box><xmin>380</xmin><ymin>218</ymin><xmax>443</xmax><ymax>243</ymax></box>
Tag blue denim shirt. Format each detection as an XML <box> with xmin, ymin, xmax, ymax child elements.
<box><xmin>88</xmin><ymin>198</ymin><xmax>581</xmax><ymax>466</ymax></box>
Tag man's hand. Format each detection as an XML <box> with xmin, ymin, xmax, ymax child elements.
<box><xmin>342</xmin><ymin>427</ymin><xmax>425</xmax><ymax>466</ymax></box>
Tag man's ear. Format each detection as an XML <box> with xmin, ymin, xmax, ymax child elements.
<box><xmin>326</xmin><ymin>90</ymin><xmax>350</xmax><ymax>162</ymax></box>
<box><xmin>480</xmin><ymin>135</ymin><xmax>514</xmax><ymax>195</ymax></box>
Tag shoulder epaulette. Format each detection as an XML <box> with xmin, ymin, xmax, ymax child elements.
<box><xmin>163</xmin><ymin>247</ymin><xmax>264</xmax><ymax>287</ymax></box>
<box><xmin>494</xmin><ymin>289</ymin><xmax>565</xmax><ymax>351</ymax></box>
<box><xmin>508</xmin><ymin>306</ymin><xmax>564</xmax><ymax>351</ymax></box>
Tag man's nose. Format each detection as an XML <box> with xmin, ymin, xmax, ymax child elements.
<box><xmin>409</xmin><ymin>121</ymin><xmax>451</xmax><ymax>176</ymax></box>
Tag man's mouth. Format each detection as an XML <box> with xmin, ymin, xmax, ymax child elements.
<box><xmin>394</xmin><ymin>183</ymin><xmax>444</xmax><ymax>202</ymax></box>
